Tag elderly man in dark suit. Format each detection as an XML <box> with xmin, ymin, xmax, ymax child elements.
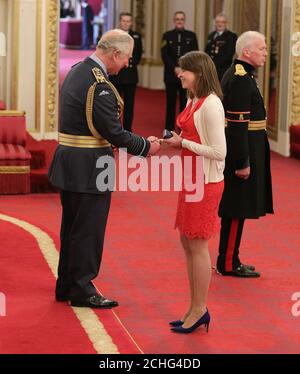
<box><xmin>49</xmin><ymin>29</ymin><xmax>160</xmax><ymax>308</ymax></box>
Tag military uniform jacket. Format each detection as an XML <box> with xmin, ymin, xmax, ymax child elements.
<box><xmin>205</xmin><ymin>30</ymin><xmax>237</xmax><ymax>80</ymax></box>
<box><xmin>218</xmin><ymin>59</ymin><xmax>274</xmax><ymax>218</ymax></box>
<box><xmin>48</xmin><ymin>57</ymin><xmax>150</xmax><ymax>194</ymax></box>
<box><xmin>109</xmin><ymin>30</ymin><xmax>142</xmax><ymax>85</ymax></box>
<box><xmin>161</xmin><ymin>29</ymin><xmax>198</xmax><ymax>83</ymax></box>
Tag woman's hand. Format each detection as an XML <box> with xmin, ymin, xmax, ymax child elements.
<box><xmin>161</xmin><ymin>131</ymin><xmax>183</xmax><ymax>148</ymax></box>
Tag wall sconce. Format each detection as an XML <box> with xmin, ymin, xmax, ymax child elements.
<box><xmin>0</xmin><ymin>32</ymin><xmax>6</xmax><ymax>57</ymax></box>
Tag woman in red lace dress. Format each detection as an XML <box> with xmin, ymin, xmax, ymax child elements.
<box><xmin>163</xmin><ymin>51</ymin><xmax>226</xmax><ymax>333</ymax></box>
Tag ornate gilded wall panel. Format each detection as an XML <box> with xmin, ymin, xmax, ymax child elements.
<box><xmin>11</xmin><ymin>0</ymin><xmax>19</xmax><ymax>109</ymax></box>
<box><xmin>35</xmin><ymin>0</ymin><xmax>42</xmax><ymax>132</ymax></box>
<box><xmin>135</xmin><ymin>0</ymin><xmax>145</xmax><ymax>36</ymax></box>
<box><xmin>45</xmin><ymin>0</ymin><xmax>59</xmax><ymax>132</ymax></box>
<box><xmin>265</xmin><ymin>0</ymin><xmax>282</xmax><ymax>140</ymax></box>
<box><xmin>291</xmin><ymin>0</ymin><xmax>300</xmax><ymax>124</ymax></box>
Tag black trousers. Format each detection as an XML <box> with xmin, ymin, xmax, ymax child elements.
<box><xmin>164</xmin><ymin>81</ymin><xmax>187</xmax><ymax>131</ymax></box>
<box><xmin>114</xmin><ymin>83</ymin><xmax>137</xmax><ymax>132</ymax></box>
<box><xmin>56</xmin><ymin>191</ymin><xmax>111</xmax><ymax>300</ymax></box>
<box><xmin>217</xmin><ymin>218</ymin><xmax>245</xmax><ymax>273</ymax></box>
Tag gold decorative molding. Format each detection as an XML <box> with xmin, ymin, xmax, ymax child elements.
<box><xmin>135</xmin><ymin>0</ymin><xmax>145</xmax><ymax>36</ymax></box>
<box><xmin>152</xmin><ymin>0</ymin><xmax>167</xmax><ymax>64</ymax></box>
<box><xmin>45</xmin><ymin>0</ymin><xmax>59</xmax><ymax>132</ymax></box>
<box><xmin>35</xmin><ymin>0</ymin><xmax>42</xmax><ymax>133</ymax></box>
<box><xmin>264</xmin><ymin>0</ymin><xmax>272</xmax><ymax>134</ymax></box>
<box><xmin>0</xmin><ymin>166</ymin><xmax>30</xmax><ymax>174</ymax></box>
<box><xmin>291</xmin><ymin>0</ymin><xmax>300</xmax><ymax>124</ymax></box>
<box><xmin>11</xmin><ymin>0</ymin><xmax>20</xmax><ymax>110</ymax></box>
<box><xmin>265</xmin><ymin>0</ymin><xmax>282</xmax><ymax>140</ymax></box>
<box><xmin>0</xmin><ymin>110</ymin><xmax>25</xmax><ymax>116</ymax></box>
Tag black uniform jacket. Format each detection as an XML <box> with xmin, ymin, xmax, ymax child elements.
<box><xmin>205</xmin><ymin>30</ymin><xmax>237</xmax><ymax>80</ymax></box>
<box><xmin>161</xmin><ymin>28</ymin><xmax>198</xmax><ymax>83</ymax></box>
<box><xmin>218</xmin><ymin>60</ymin><xmax>274</xmax><ymax>218</ymax></box>
<box><xmin>48</xmin><ymin>57</ymin><xmax>150</xmax><ymax>194</ymax></box>
<box><xmin>110</xmin><ymin>30</ymin><xmax>142</xmax><ymax>85</ymax></box>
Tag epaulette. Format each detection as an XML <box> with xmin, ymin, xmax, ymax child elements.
<box><xmin>92</xmin><ymin>67</ymin><xmax>106</xmax><ymax>83</ymax></box>
<box><xmin>234</xmin><ymin>64</ymin><xmax>247</xmax><ymax>77</ymax></box>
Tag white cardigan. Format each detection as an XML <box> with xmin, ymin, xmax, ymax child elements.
<box><xmin>181</xmin><ymin>93</ymin><xmax>226</xmax><ymax>184</ymax></box>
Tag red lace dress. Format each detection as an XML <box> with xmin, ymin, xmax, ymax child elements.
<box><xmin>174</xmin><ymin>97</ymin><xmax>224</xmax><ymax>240</ymax></box>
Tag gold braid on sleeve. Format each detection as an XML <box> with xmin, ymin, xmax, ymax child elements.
<box><xmin>85</xmin><ymin>67</ymin><xmax>124</xmax><ymax>140</ymax></box>
<box><xmin>86</xmin><ymin>81</ymin><xmax>103</xmax><ymax>139</ymax></box>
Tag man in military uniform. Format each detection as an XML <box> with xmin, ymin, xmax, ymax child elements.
<box><xmin>217</xmin><ymin>31</ymin><xmax>274</xmax><ymax>277</ymax></box>
<box><xmin>161</xmin><ymin>11</ymin><xmax>198</xmax><ymax>132</ymax></box>
<box><xmin>110</xmin><ymin>12</ymin><xmax>143</xmax><ymax>132</ymax></box>
<box><xmin>81</xmin><ymin>0</ymin><xmax>94</xmax><ymax>50</ymax></box>
<box><xmin>48</xmin><ymin>29</ymin><xmax>160</xmax><ymax>308</ymax></box>
<box><xmin>205</xmin><ymin>13</ymin><xmax>237</xmax><ymax>81</ymax></box>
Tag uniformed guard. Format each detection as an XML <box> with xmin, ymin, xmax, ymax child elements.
<box><xmin>205</xmin><ymin>13</ymin><xmax>237</xmax><ymax>81</ymax></box>
<box><xmin>110</xmin><ymin>12</ymin><xmax>143</xmax><ymax>132</ymax></box>
<box><xmin>48</xmin><ymin>29</ymin><xmax>160</xmax><ymax>308</ymax></box>
<box><xmin>217</xmin><ymin>31</ymin><xmax>274</xmax><ymax>277</ymax></box>
<box><xmin>161</xmin><ymin>11</ymin><xmax>198</xmax><ymax>132</ymax></box>
<box><xmin>81</xmin><ymin>0</ymin><xmax>94</xmax><ymax>50</ymax></box>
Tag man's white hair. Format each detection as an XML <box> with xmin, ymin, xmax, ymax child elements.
<box><xmin>215</xmin><ymin>12</ymin><xmax>227</xmax><ymax>21</ymax></box>
<box><xmin>97</xmin><ymin>28</ymin><xmax>133</xmax><ymax>55</ymax></box>
<box><xmin>236</xmin><ymin>31</ymin><xmax>265</xmax><ymax>57</ymax></box>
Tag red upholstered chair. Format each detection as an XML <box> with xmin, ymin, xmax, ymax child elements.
<box><xmin>0</xmin><ymin>100</ymin><xmax>6</xmax><ymax>110</ymax></box>
<box><xmin>0</xmin><ymin>110</ymin><xmax>31</xmax><ymax>194</ymax></box>
<box><xmin>290</xmin><ymin>124</ymin><xmax>300</xmax><ymax>160</ymax></box>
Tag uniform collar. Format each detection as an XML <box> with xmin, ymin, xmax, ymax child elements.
<box><xmin>84</xmin><ymin>56</ymin><xmax>109</xmax><ymax>79</ymax></box>
<box><xmin>87</xmin><ymin>54</ymin><xmax>108</xmax><ymax>76</ymax></box>
<box><xmin>234</xmin><ymin>59</ymin><xmax>255</xmax><ymax>74</ymax></box>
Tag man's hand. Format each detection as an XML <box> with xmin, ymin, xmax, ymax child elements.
<box><xmin>162</xmin><ymin>131</ymin><xmax>183</xmax><ymax>148</ymax></box>
<box><xmin>235</xmin><ymin>167</ymin><xmax>250</xmax><ymax>180</ymax></box>
<box><xmin>147</xmin><ymin>136</ymin><xmax>161</xmax><ymax>155</ymax></box>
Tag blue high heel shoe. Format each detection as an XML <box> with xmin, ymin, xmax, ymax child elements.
<box><xmin>169</xmin><ymin>319</ymin><xmax>184</xmax><ymax>327</ymax></box>
<box><xmin>171</xmin><ymin>310</ymin><xmax>210</xmax><ymax>334</ymax></box>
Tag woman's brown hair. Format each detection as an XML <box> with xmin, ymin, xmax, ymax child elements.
<box><xmin>179</xmin><ymin>51</ymin><xmax>223</xmax><ymax>100</ymax></box>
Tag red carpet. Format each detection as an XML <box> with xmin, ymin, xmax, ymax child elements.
<box><xmin>1</xmin><ymin>152</ymin><xmax>300</xmax><ymax>353</ymax></box>
<box><xmin>0</xmin><ymin>219</ymin><xmax>95</xmax><ymax>353</ymax></box>
<box><xmin>59</xmin><ymin>48</ymin><xmax>92</xmax><ymax>87</ymax></box>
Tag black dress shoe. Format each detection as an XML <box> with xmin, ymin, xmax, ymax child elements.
<box><xmin>70</xmin><ymin>294</ymin><xmax>119</xmax><ymax>308</ymax></box>
<box><xmin>242</xmin><ymin>263</ymin><xmax>255</xmax><ymax>271</ymax></box>
<box><xmin>220</xmin><ymin>264</ymin><xmax>260</xmax><ymax>278</ymax></box>
<box><xmin>55</xmin><ymin>294</ymin><xmax>70</xmax><ymax>302</ymax></box>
